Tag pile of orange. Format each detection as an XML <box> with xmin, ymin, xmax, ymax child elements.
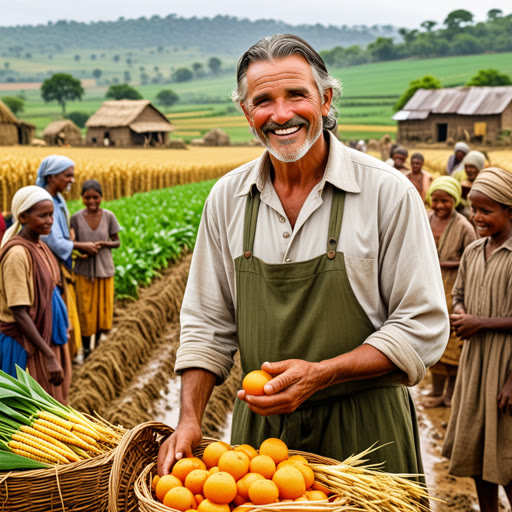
<box><xmin>152</xmin><ymin>438</ymin><xmax>333</xmax><ymax>511</ymax></box>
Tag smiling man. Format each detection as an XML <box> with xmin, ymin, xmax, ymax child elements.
<box><xmin>157</xmin><ymin>34</ymin><xmax>449</xmax><ymax>478</ymax></box>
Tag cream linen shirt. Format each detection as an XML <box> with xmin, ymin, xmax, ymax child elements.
<box><xmin>176</xmin><ymin>132</ymin><xmax>449</xmax><ymax>386</ymax></box>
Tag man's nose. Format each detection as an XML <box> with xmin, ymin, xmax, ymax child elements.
<box><xmin>271</xmin><ymin>99</ymin><xmax>293</xmax><ymax>125</ymax></box>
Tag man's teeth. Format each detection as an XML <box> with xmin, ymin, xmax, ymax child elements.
<box><xmin>274</xmin><ymin>126</ymin><xmax>300</xmax><ymax>135</ymax></box>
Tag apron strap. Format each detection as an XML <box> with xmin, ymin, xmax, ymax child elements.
<box><xmin>327</xmin><ymin>187</ymin><xmax>346</xmax><ymax>259</ymax></box>
<box><xmin>243</xmin><ymin>189</ymin><xmax>261</xmax><ymax>258</ymax></box>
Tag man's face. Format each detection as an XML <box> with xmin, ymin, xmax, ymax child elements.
<box><xmin>240</xmin><ymin>55</ymin><xmax>332</xmax><ymax>163</ymax></box>
<box><xmin>410</xmin><ymin>158</ymin><xmax>423</xmax><ymax>173</ymax></box>
<box><xmin>392</xmin><ymin>154</ymin><xmax>406</xmax><ymax>169</ymax></box>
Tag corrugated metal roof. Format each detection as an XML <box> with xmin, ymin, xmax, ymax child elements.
<box><xmin>400</xmin><ymin>86</ymin><xmax>512</xmax><ymax>116</ymax></box>
<box><xmin>392</xmin><ymin>110</ymin><xmax>430</xmax><ymax>121</ymax></box>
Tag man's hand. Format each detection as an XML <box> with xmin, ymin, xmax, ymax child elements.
<box><xmin>45</xmin><ymin>355</ymin><xmax>64</xmax><ymax>385</ymax></box>
<box><xmin>498</xmin><ymin>375</ymin><xmax>512</xmax><ymax>415</ymax></box>
<box><xmin>157</xmin><ymin>421</ymin><xmax>203</xmax><ymax>476</ymax></box>
<box><xmin>450</xmin><ymin>313</ymin><xmax>482</xmax><ymax>339</ymax></box>
<box><xmin>237</xmin><ymin>359</ymin><xmax>325</xmax><ymax>416</ymax></box>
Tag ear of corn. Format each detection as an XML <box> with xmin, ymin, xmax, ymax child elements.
<box><xmin>0</xmin><ymin>367</ymin><xmax>127</xmax><ymax>470</ymax></box>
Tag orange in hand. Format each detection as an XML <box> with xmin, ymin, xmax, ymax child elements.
<box><xmin>242</xmin><ymin>370</ymin><xmax>272</xmax><ymax>396</ymax></box>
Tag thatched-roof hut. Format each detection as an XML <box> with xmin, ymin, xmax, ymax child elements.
<box><xmin>17</xmin><ymin>121</ymin><xmax>36</xmax><ymax>145</ymax></box>
<box><xmin>43</xmin><ymin>120</ymin><xmax>83</xmax><ymax>146</ymax></box>
<box><xmin>85</xmin><ymin>100</ymin><xmax>173</xmax><ymax>147</ymax></box>
<box><xmin>0</xmin><ymin>100</ymin><xmax>19</xmax><ymax>145</ymax></box>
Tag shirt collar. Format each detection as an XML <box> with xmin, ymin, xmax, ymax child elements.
<box><xmin>234</xmin><ymin>131</ymin><xmax>360</xmax><ymax>198</ymax></box>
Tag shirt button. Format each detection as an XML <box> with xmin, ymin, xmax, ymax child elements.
<box><xmin>279</xmin><ymin>216</ymin><xmax>286</xmax><ymax>223</ymax></box>
<box><xmin>283</xmin><ymin>232</ymin><xmax>290</xmax><ymax>238</ymax></box>
<box><xmin>285</xmin><ymin>258</ymin><xmax>292</xmax><ymax>263</ymax></box>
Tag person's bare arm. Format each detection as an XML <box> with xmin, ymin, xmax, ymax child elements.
<box><xmin>439</xmin><ymin>260</ymin><xmax>460</xmax><ymax>270</ymax></box>
<box><xmin>450</xmin><ymin>314</ymin><xmax>512</xmax><ymax>340</ymax></box>
<box><xmin>97</xmin><ymin>233</ymin><xmax>120</xmax><ymax>250</ymax></box>
<box><xmin>157</xmin><ymin>368</ymin><xmax>217</xmax><ymax>476</ymax></box>
<box><xmin>237</xmin><ymin>345</ymin><xmax>397</xmax><ymax>416</ymax></box>
<box><xmin>11</xmin><ymin>306</ymin><xmax>63</xmax><ymax>385</ymax></box>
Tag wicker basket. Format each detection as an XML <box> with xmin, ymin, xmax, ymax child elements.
<box><xmin>109</xmin><ymin>421</ymin><xmax>175</xmax><ymax>512</ymax></box>
<box><xmin>133</xmin><ymin>431</ymin><xmax>341</xmax><ymax>512</ymax></box>
<box><xmin>0</xmin><ymin>449</ymin><xmax>116</xmax><ymax>512</ymax></box>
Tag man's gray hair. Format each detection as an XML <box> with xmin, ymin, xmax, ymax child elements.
<box><xmin>232</xmin><ymin>34</ymin><xmax>342</xmax><ymax>131</ymax></box>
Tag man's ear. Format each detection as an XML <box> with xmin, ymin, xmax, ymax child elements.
<box><xmin>321</xmin><ymin>88</ymin><xmax>333</xmax><ymax>118</ymax></box>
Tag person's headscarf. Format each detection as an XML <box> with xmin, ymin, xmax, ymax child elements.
<box><xmin>471</xmin><ymin>167</ymin><xmax>512</xmax><ymax>206</ymax></box>
<box><xmin>462</xmin><ymin>151</ymin><xmax>486</xmax><ymax>172</ymax></box>
<box><xmin>1</xmin><ymin>186</ymin><xmax>53</xmax><ymax>248</ymax></box>
<box><xmin>426</xmin><ymin>176</ymin><xmax>462</xmax><ymax>208</ymax></box>
<box><xmin>35</xmin><ymin>155</ymin><xmax>75</xmax><ymax>187</ymax></box>
<box><xmin>454</xmin><ymin>142</ymin><xmax>470</xmax><ymax>156</ymax></box>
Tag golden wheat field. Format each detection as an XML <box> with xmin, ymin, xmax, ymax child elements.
<box><xmin>1</xmin><ymin>146</ymin><xmax>511</xmax><ymax>211</ymax></box>
<box><xmin>0</xmin><ymin>146</ymin><xmax>265</xmax><ymax>210</ymax></box>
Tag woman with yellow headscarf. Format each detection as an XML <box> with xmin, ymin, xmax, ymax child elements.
<box><xmin>423</xmin><ymin>176</ymin><xmax>476</xmax><ymax>408</ymax></box>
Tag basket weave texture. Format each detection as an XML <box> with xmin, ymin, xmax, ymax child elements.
<box><xmin>133</xmin><ymin>428</ymin><xmax>341</xmax><ymax>512</ymax></box>
<box><xmin>0</xmin><ymin>421</ymin><xmax>171</xmax><ymax>512</ymax></box>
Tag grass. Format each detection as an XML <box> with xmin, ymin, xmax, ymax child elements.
<box><xmin>5</xmin><ymin>51</ymin><xmax>512</xmax><ymax>142</ymax></box>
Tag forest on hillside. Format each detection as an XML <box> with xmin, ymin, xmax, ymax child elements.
<box><xmin>0</xmin><ymin>14</ymin><xmax>395</xmax><ymax>57</ymax></box>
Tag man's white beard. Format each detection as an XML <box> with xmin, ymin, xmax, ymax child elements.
<box><xmin>253</xmin><ymin>120</ymin><xmax>323</xmax><ymax>163</ymax></box>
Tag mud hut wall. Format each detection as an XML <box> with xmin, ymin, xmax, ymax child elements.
<box><xmin>87</xmin><ymin>126</ymin><xmax>132</xmax><ymax>146</ymax></box>
<box><xmin>501</xmin><ymin>102</ymin><xmax>512</xmax><ymax>132</ymax></box>
<box><xmin>18</xmin><ymin>125</ymin><xmax>35</xmax><ymax>145</ymax></box>
<box><xmin>62</xmin><ymin>124</ymin><xmax>83</xmax><ymax>145</ymax></box>
<box><xmin>0</xmin><ymin>124</ymin><xmax>19</xmax><ymax>145</ymax></box>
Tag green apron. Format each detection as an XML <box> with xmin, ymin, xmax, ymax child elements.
<box><xmin>232</xmin><ymin>186</ymin><xmax>424</xmax><ymax>475</ymax></box>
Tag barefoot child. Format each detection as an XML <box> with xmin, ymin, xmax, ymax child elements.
<box><xmin>423</xmin><ymin>177</ymin><xmax>476</xmax><ymax>407</ymax></box>
<box><xmin>442</xmin><ymin>167</ymin><xmax>512</xmax><ymax>511</ymax></box>
<box><xmin>0</xmin><ymin>186</ymin><xmax>71</xmax><ymax>403</ymax></box>
<box><xmin>405</xmin><ymin>153</ymin><xmax>433</xmax><ymax>203</ymax></box>
<box><xmin>70</xmin><ymin>180</ymin><xmax>120</xmax><ymax>360</ymax></box>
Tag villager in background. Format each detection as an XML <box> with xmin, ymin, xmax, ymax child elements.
<box><xmin>384</xmin><ymin>143</ymin><xmax>399</xmax><ymax>166</ymax></box>
<box><xmin>446</xmin><ymin>142</ymin><xmax>470</xmax><ymax>175</ymax></box>
<box><xmin>390</xmin><ymin>146</ymin><xmax>409</xmax><ymax>172</ymax></box>
<box><xmin>36</xmin><ymin>155</ymin><xmax>98</xmax><ymax>360</ymax></box>
<box><xmin>423</xmin><ymin>177</ymin><xmax>476</xmax><ymax>408</ymax></box>
<box><xmin>158</xmin><ymin>33</ymin><xmax>449</xmax><ymax>482</ymax></box>
<box><xmin>0</xmin><ymin>186</ymin><xmax>71</xmax><ymax>403</ymax></box>
<box><xmin>404</xmin><ymin>153</ymin><xmax>433</xmax><ymax>203</ymax></box>
<box><xmin>442</xmin><ymin>167</ymin><xmax>512</xmax><ymax>512</ymax></box>
<box><xmin>453</xmin><ymin>150</ymin><xmax>486</xmax><ymax>218</ymax></box>
<box><xmin>70</xmin><ymin>180</ymin><xmax>121</xmax><ymax>359</ymax></box>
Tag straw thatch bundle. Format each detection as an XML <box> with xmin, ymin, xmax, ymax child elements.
<box><xmin>43</xmin><ymin>119</ymin><xmax>83</xmax><ymax>146</ymax></box>
<box><xmin>0</xmin><ymin>99</ymin><xmax>19</xmax><ymax>145</ymax></box>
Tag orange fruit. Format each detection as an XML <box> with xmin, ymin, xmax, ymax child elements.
<box><xmin>173</xmin><ymin>458</ymin><xmax>205</xmax><ymax>482</ymax></box>
<box><xmin>209</xmin><ymin>466</ymin><xmax>220</xmax><ymax>475</ymax></box>
<box><xmin>197</xmin><ymin>499</ymin><xmax>231</xmax><ymax>512</ymax></box>
<box><xmin>272</xmin><ymin>466</ymin><xmax>306</xmax><ymax>500</ymax></box>
<box><xmin>294</xmin><ymin>463</ymin><xmax>315</xmax><ymax>489</ymax></box>
<box><xmin>235</xmin><ymin>444</ymin><xmax>258</xmax><ymax>460</ymax></box>
<box><xmin>305</xmin><ymin>490</ymin><xmax>328</xmax><ymax>501</ymax></box>
<box><xmin>203</xmin><ymin>471</ymin><xmax>237</xmax><ymax>504</ymax></box>
<box><xmin>233</xmin><ymin>494</ymin><xmax>246</xmax><ymax>506</ymax></box>
<box><xmin>242</xmin><ymin>370</ymin><xmax>272</xmax><ymax>396</ymax></box>
<box><xmin>295</xmin><ymin>496</ymin><xmax>308</xmax><ymax>502</ymax></box>
<box><xmin>237</xmin><ymin>473</ymin><xmax>265</xmax><ymax>501</ymax></box>
<box><xmin>247</xmin><ymin>479</ymin><xmax>279</xmax><ymax>505</ymax></box>
<box><xmin>276</xmin><ymin>460</ymin><xmax>296</xmax><ymax>470</ymax></box>
<box><xmin>195</xmin><ymin>495</ymin><xmax>205</xmax><ymax>505</ymax></box>
<box><xmin>185</xmin><ymin>469</ymin><xmax>210</xmax><ymax>495</ymax></box>
<box><xmin>151</xmin><ymin>474</ymin><xmax>160</xmax><ymax>491</ymax></box>
<box><xmin>312</xmin><ymin>480</ymin><xmax>332</xmax><ymax>495</ymax></box>
<box><xmin>259</xmin><ymin>438</ymin><xmax>288</xmax><ymax>465</ymax></box>
<box><xmin>218</xmin><ymin>450</ymin><xmax>250</xmax><ymax>481</ymax></box>
<box><xmin>155</xmin><ymin>474</ymin><xmax>183</xmax><ymax>502</ymax></box>
<box><xmin>232</xmin><ymin>502</ymin><xmax>254</xmax><ymax>512</ymax></box>
<box><xmin>203</xmin><ymin>442</ymin><xmax>232</xmax><ymax>469</ymax></box>
<box><xmin>162</xmin><ymin>486</ymin><xmax>196</xmax><ymax>511</ymax></box>
<box><xmin>249</xmin><ymin>454</ymin><xmax>276</xmax><ymax>479</ymax></box>
<box><xmin>288</xmin><ymin>455</ymin><xmax>308</xmax><ymax>464</ymax></box>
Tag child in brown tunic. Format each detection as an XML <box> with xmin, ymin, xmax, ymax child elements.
<box><xmin>70</xmin><ymin>180</ymin><xmax>120</xmax><ymax>359</ymax></box>
<box><xmin>442</xmin><ymin>167</ymin><xmax>512</xmax><ymax>511</ymax></box>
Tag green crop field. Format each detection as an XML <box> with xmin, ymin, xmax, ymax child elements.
<box><xmin>5</xmin><ymin>51</ymin><xmax>512</xmax><ymax>142</ymax></box>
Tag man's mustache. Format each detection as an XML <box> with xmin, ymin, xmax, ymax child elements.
<box><xmin>262</xmin><ymin>116</ymin><xmax>309</xmax><ymax>134</ymax></box>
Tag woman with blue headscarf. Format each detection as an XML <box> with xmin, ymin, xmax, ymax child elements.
<box><xmin>36</xmin><ymin>155</ymin><xmax>100</xmax><ymax>360</ymax></box>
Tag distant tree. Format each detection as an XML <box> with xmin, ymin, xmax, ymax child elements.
<box><xmin>1</xmin><ymin>96</ymin><xmax>24</xmax><ymax>114</ymax></box>
<box><xmin>172</xmin><ymin>67</ymin><xmax>193</xmax><ymax>82</ymax></box>
<box><xmin>398</xmin><ymin>28</ymin><xmax>418</xmax><ymax>45</ymax></box>
<box><xmin>41</xmin><ymin>73</ymin><xmax>84</xmax><ymax>113</ymax></box>
<box><xmin>466</xmin><ymin>69</ymin><xmax>511</xmax><ymax>86</ymax></box>
<box><xmin>92</xmin><ymin>69</ymin><xmax>102</xmax><ymax>80</ymax></box>
<box><xmin>126</xmin><ymin>58</ymin><xmax>132</xmax><ymax>66</ymax></box>
<box><xmin>123</xmin><ymin>71</ymin><xmax>131</xmax><ymax>83</ymax></box>
<box><xmin>444</xmin><ymin>9</ymin><xmax>473</xmax><ymax>31</ymax></box>
<box><xmin>90</xmin><ymin>53</ymin><xmax>97</xmax><ymax>60</ymax></box>
<box><xmin>487</xmin><ymin>9</ymin><xmax>503</xmax><ymax>21</ymax></box>
<box><xmin>157</xmin><ymin>46</ymin><xmax>164</xmax><ymax>53</ymax></box>
<box><xmin>451</xmin><ymin>33</ymin><xmax>482</xmax><ymax>55</ymax></box>
<box><xmin>106</xmin><ymin>83</ymin><xmax>142</xmax><ymax>100</ymax></box>
<box><xmin>394</xmin><ymin>75</ymin><xmax>441</xmax><ymax>112</ymax></box>
<box><xmin>156</xmin><ymin>89</ymin><xmax>179</xmax><ymax>107</ymax></box>
<box><xmin>420</xmin><ymin>20</ymin><xmax>437</xmax><ymax>32</ymax></box>
<box><xmin>140</xmin><ymin>72</ymin><xmax>149</xmax><ymax>85</ymax></box>
<box><xmin>139</xmin><ymin>66</ymin><xmax>145</xmax><ymax>72</ymax></box>
<box><xmin>154</xmin><ymin>66</ymin><xmax>159</xmax><ymax>72</ymax></box>
<box><xmin>113</xmin><ymin>55</ymin><xmax>120</xmax><ymax>62</ymax></box>
<box><xmin>25</xmin><ymin>52</ymin><xmax>32</xmax><ymax>59</ymax></box>
<box><xmin>112</xmin><ymin>77</ymin><xmax>120</xmax><ymax>85</ymax></box>
<box><xmin>4</xmin><ymin>62</ymin><xmax>9</xmax><ymax>70</ymax></box>
<box><xmin>367</xmin><ymin>37</ymin><xmax>396</xmax><ymax>61</ymax></box>
<box><xmin>74</xmin><ymin>54</ymin><xmax>80</xmax><ymax>62</ymax></box>
<box><xmin>208</xmin><ymin>57</ymin><xmax>222</xmax><ymax>75</ymax></box>
<box><xmin>192</xmin><ymin>62</ymin><xmax>203</xmax><ymax>72</ymax></box>
<box><xmin>65</xmin><ymin>111</ymin><xmax>89</xmax><ymax>128</ymax></box>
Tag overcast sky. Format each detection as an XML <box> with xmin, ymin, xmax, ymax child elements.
<box><xmin>0</xmin><ymin>0</ymin><xmax>510</xmax><ymax>29</ymax></box>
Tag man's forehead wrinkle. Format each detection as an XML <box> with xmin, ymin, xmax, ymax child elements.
<box><xmin>249</xmin><ymin>68</ymin><xmax>310</xmax><ymax>88</ymax></box>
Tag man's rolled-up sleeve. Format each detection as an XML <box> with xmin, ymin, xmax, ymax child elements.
<box><xmin>175</xmin><ymin>197</ymin><xmax>238</xmax><ymax>383</ymax></box>
<box><xmin>364</xmin><ymin>188</ymin><xmax>450</xmax><ymax>386</ymax></box>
